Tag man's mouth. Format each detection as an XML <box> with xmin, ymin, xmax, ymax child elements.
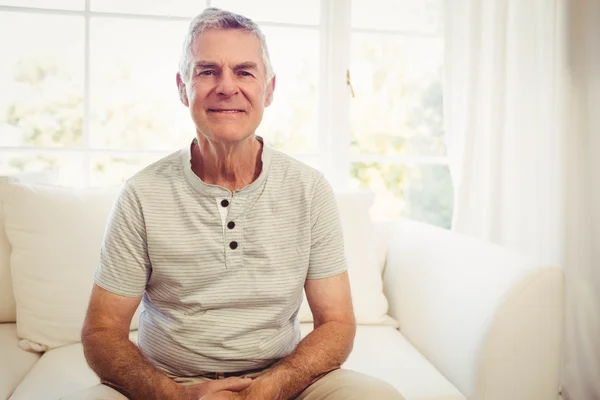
<box><xmin>208</xmin><ymin>109</ymin><xmax>245</xmax><ymax>113</ymax></box>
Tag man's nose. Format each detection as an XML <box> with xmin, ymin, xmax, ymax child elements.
<box><xmin>215</xmin><ymin>71</ymin><xmax>239</xmax><ymax>97</ymax></box>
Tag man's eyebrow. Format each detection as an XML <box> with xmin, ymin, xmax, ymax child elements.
<box><xmin>193</xmin><ymin>61</ymin><xmax>259</xmax><ymax>71</ymax></box>
<box><xmin>193</xmin><ymin>61</ymin><xmax>220</xmax><ymax>69</ymax></box>
<box><xmin>233</xmin><ymin>62</ymin><xmax>259</xmax><ymax>71</ymax></box>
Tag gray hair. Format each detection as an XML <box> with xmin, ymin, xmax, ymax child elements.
<box><xmin>178</xmin><ymin>8</ymin><xmax>274</xmax><ymax>84</ymax></box>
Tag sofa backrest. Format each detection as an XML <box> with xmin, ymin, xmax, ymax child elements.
<box><xmin>0</xmin><ymin>173</ymin><xmax>56</xmax><ymax>323</ymax></box>
<box><xmin>0</xmin><ymin>181</ymin><xmax>13</xmax><ymax>323</ymax></box>
<box><xmin>0</xmin><ymin>180</ymin><xmax>395</xmax><ymax>351</ymax></box>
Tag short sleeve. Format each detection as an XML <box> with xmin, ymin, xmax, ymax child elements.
<box><xmin>94</xmin><ymin>181</ymin><xmax>151</xmax><ymax>297</ymax></box>
<box><xmin>307</xmin><ymin>175</ymin><xmax>347</xmax><ymax>279</ymax></box>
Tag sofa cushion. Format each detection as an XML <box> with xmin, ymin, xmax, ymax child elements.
<box><xmin>1</xmin><ymin>181</ymin><xmax>142</xmax><ymax>352</ymax></box>
<box><xmin>0</xmin><ymin>323</ymin><xmax>41</xmax><ymax>400</ymax></box>
<box><xmin>0</xmin><ymin>173</ymin><xmax>55</xmax><ymax>323</ymax></box>
<box><xmin>298</xmin><ymin>190</ymin><xmax>396</xmax><ymax>326</ymax></box>
<box><xmin>11</xmin><ymin>326</ymin><xmax>465</xmax><ymax>400</ymax></box>
<box><xmin>9</xmin><ymin>330</ymin><xmax>139</xmax><ymax>400</ymax></box>
<box><xmin>341</xmin><ymin>326</ymin><xmax>466</xmax><ymax>400</ymax></box>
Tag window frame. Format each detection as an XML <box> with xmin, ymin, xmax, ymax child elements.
<box><xmin>0</xmin><ymin>0</ymin><xmax>448</xmax><ymax>192</ymax></box>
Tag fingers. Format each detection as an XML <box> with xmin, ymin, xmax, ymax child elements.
<box><xmin>208</xmin><ymin>377</ymin><xmax>252</xmax><ymax>393</ymax></box>
<box><xmin>199</xmin><ymin>391</ymin><xmax>236</xmax><ymax>400</ymax></box>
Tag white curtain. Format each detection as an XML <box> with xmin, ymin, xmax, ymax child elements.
<box><xmin>444</xmin><ymin>1</ymin><xmax>600</xmax><ymax>399</ymax></box>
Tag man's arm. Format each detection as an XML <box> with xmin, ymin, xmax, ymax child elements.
<box><xmin>83</xmin><ymin>285</ymin><xmax>253</xmax><ymax>400</ymax></box>
<box><xmin>242</xmin><ymin>271</ymin><xmax>356</xmax><ymax>400</ymax></box>
<box><xmin>81</xmin><ymin>284</ymin><xmax>182</xmax><ymax>400</ymax></box>
<box><xmin>82</xmin><ymin>183</ymin><xmax>179</xmax><ymax>399</ymax></box>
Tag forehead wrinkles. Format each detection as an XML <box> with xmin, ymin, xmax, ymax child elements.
<box><xmin>190</xmin><ymin>30</ymin><xmax>267</xmax><ymax>75</ymax></box>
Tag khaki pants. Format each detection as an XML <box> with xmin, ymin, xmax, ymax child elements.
<box><xmin>60</xmin><ymin>369</ymin><xmax>404</xmax><ymax>400</ymax></box>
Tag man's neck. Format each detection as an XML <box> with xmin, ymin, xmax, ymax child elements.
<box><xmin>191</xmin><ymin>134</ymin><xmax>263</xmax><ymax>192</ymax></box>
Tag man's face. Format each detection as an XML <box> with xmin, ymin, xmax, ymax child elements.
<box><xmin>177</xmin><ymin>29</ymin><xmax>275</xmax><ymax>144</ymax></box>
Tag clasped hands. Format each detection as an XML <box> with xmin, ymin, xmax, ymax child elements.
<box><xmin>181</xmin><ymin>375</ymin><xmax>279</xmax><ymax>400</ymax></box>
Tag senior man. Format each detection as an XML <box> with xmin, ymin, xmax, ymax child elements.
<box><xmin>67</xmin><ymin>7</ymin><xmax>404</xmax><ymax>400</ymax></box>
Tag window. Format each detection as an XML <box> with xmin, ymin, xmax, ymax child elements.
<box><xmin>348</xmin><ymin>0</ymin><xmax>451</xmax><ymax>227</ymax></box>
<box><xmin>0</xmin><ymin>0</ymin><xmax>452</xmax><ymax>228</ymax></box>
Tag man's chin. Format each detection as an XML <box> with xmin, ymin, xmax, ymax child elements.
<box><xmin>198</xmin><ymin>129</ymin><xmax>255</xmax><ymax>144</ymax></box>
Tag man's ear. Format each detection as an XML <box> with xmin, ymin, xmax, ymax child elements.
<box><xmin>265</xmin><ymin>75</ymin><xmax>276</xmax><ymax>107</ymax></box>
<box><xmin>176</xmin><ymin>72</ymin><xmax>189</xmax><ymax>107</ymax></box>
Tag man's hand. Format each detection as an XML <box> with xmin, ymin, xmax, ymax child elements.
<box><xmin>181</xmin><ymin>377</ymin><xmax>252</xmax><ymax>400</ymax></box>
<box><xmin>198</xmin><ymin>392</ymin><xmax>240</xmax><ymax>400</ymax></box>
<box><xmin>198</xmin><ymin>376</ymin><xmax>280</xmax><ymax>400</ymax></box>
<box><xmin>237</xmin><ymin>375</ymin><xmax>281</xmax><ymax>400</ymax></box>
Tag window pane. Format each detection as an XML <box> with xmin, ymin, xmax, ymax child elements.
<box><xmin>90</xmin><ymin>0</ymin><xmax>204</xmax><ymax>17</ymax></box>
<box><xmin>350</xmin><ymin>162</ymin><xmax>453</xmax><ymax>228</ymax></box>
<box><xmin>211</xmin><ymin>0</ymin><xmax>320</xmax><ymax>25</ymax></box>
<box><xmin>90</xmin><ymin>18</ymin><xmax>195</xmax><ymax>151</ymax></box>
<box><xmin>0</xmin><ymin>152</ymin><xmax>84</xmax><ymax>186</ymax></box>
<box><xmin>350</xmin><ymin>33</ymin><xmax>444</xmax><ymax>156</ymax></box>
<box><xmin>351</xmin><ymin>0</ymin><xmax>441</xmax><ymax>33</ymax></box>
<box><xmin>257</xmin><ymin>27</ymin><xmax>319</xmax><ymax>154</ymax></box>
<box><xmin>0</xmin><ymin>1</ymin><xmax>83</xmax><ymax>10</ymax></box>
<box><xmin>0</xmin><ymin>13</ymin><xmax>84</xmax><ymax>148</ymax></box>
<box><xmin>90</xmin><ymin>155</ymin><xmax>165</xmax><ymax>186</ymax></box>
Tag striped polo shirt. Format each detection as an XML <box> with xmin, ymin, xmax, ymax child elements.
<box><xmin>94</xmin><ymin>137</ymin><xmax>347</xmax><ymax>377</ymax></box>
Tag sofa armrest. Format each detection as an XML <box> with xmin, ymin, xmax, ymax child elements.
<box><xmin>382</xmin><ymin>220</ymin><xmax>564</xmax><ymax>400</ymax></box>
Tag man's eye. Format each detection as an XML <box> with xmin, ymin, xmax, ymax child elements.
<box><xmin>238</xmin><ymin>71</ymin><xmax>253</xmax><ymax>77</ymax></box>
<box><xmin>199</xmin><ymin>70</ymin><xmax>216</xmax><ymax>76</ymax></box>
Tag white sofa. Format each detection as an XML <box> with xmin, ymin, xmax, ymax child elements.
<box><xmin>0</xmin><ymin>177</ymin><xmax>564</xmax><ymax>400</ymax></box>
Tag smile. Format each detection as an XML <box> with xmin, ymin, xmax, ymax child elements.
<box><xmin>208</xmin><ymin>109</ymin><xmax>245</xmax><ymax>113</ymax></box>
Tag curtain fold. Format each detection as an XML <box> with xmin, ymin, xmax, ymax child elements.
<box><xmin>444</xmin><ymin>1</ymin><xmax>599</xmax><ymax>399</ymax></box>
